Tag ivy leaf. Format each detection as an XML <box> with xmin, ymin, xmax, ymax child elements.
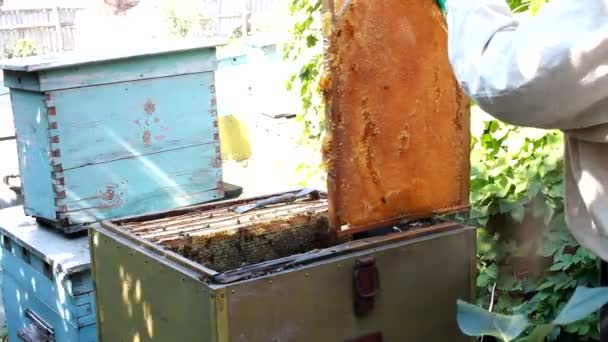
<box><xmin>306</xmin><ymin>34</ymin><xmax>318</xmax><ymax>47</ymax></box>
<box><xmin>457</xmin><ymin>300</ymin><xmax>530</xmax><ymax>341</ymax></box>
<box><xmin>547</xmin><ymin>273</ymin><xmax>573</xmax><ymax>290</ymax></box>
<box><xmin>537</xmin><ymin>281</ymin><xmax>554</xmax><ymax>291</ymax></box>
<box><xmin>478</xmin><ymin>263</ymin><xmax>498</xmax><ymax>287</ymax></box>
<box><xmin>552</xmin><ymin>253</ymin><xmax>574</xmax><ymax>271</ymax></box>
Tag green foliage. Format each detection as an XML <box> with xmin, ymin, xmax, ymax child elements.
<box><xmin>2</xmin><ymin>39</ymin><xmax>38</xmax><ymax>59</ymax></box>
<box><xmin>509</xmin><ymin>0</ymin><xmax>548</xmax><ymax>13</ymax></box>
<box><xmin>284</xmin><ymin>0</ymin><xmax>326</xmax><ymax>184</ymax></box>
<box><xmin>470</xmin><ymin>117</ymin><xmax>563</xmax><ymax>227</ymax></box>
<box><xmin>473</xmin><ymin>114</ymin><xmax>599</xmax><ymax>341</ymax></box>
<box><xmin>457</xmin><ymin>286</ymin><xmax>608</xmax><ymax>341</ymax></box>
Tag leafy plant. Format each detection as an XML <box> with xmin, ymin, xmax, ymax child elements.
<box><xmin>472</xmin><ymin>112</ymin><xmax>599</xmax><ymax>341</ymax></box>
<box><xmin>458</xmin><ymin>286</ymin><xmax>608</xmax><ymax>341</ymax></box>
<box><xmin>284</xmin><ymin>0</ymin><xmax>326</xmax><ymax>185</ymax></box>
<box><xmin>2</xmin><ymin>39</ymin><xmax>38</xmax><ymax>59</ymax></box>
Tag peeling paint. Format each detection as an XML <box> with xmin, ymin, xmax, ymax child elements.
<box><xmin>142</xmin><ymin>130</ymin><xmax>151</xmax><ymax>146</ymax></box>
<box><xmin>144</xmin><ymin>99</ymin><xmax>156</xmax><ymax>114</ymax></box>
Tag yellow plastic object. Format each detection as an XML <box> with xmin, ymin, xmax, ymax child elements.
<box><xmin>218</xmin><ymin>114</ymin><xmax>252</xmax><ymax>162</ymax></box>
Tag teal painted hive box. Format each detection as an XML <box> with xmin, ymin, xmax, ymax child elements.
<box><xmin>0</xmin><ymin>44</ymin><xmax>225</xmax><ymax>232</ymax></box>
<box><xmin>0</xmin><ymin>206</ymin><xmax>96</xmax><ymax>341</ymax></box>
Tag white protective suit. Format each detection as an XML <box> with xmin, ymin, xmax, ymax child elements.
<box><xmin>447</xmin><ymin>0</ymin><xmax>608</xmax><ymax>260</ymax></box>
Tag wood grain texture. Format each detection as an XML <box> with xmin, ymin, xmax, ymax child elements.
<box><xmin>50</xmin><ymin>72</ymin><xmax>218</xmax><ymax>170</ymax></box>
<box><xmin>2</xmin><ymin>48</ymin><xmax>219</xmax><ymax>92</ymax></box>
<box><xmin>325</xmin><ymin>0</ymin><xmax>470</xmax><ymax>231</ymax></box>
<box><xmin>10</xmin><ymin>90</ymin><xmax>56</xmax><ymax>221</ymax></box>
<box><xmin>5</xmin><ymin>45</ymin><xmax>224</xmax><ymax>227</ymax></box>
<box><xmin>38</xmin><ymin>48</ymin><xmax>218</xmax><ymax>91</ymax></box>
<box><xmin>61</xmin><ymin>143</ymin><xmax>223</xmax><ymax>225</ymax></box>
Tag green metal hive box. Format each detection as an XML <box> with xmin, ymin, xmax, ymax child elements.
<box><xmin>90</xmin><ymin>193</ymin><xmax>476</xmax><ymax>341</ymax></box>
<box><xmin>0</xmin><ymin>44</ymin><xmax>225</xmax><ymax>232</ymax></box>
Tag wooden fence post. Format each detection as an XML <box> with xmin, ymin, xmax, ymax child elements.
<box><xmin>241</xmin><ymin>0</ymin><xmax>248</xmax><ymax>37</ymax></box>
<box><xmin>52</xmin><ymin>1</ymin><xmax>63</xmax><ymax>51</ymax></box>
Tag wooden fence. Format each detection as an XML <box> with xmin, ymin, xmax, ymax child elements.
<box><xmin>0</xmin><ymin>0</ymin><xmax>285</xmax><ymax>57</ymax></box>
<box><xmin>0</xmin><ymin>6</ymin><xmax>81</xmax><ymax>56</ymax></box>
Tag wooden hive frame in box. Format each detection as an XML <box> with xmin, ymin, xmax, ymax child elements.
<box><xmin>322</xmin><ymin>0</ymin><xmax>470</xmax><ymax>237</ymax></box>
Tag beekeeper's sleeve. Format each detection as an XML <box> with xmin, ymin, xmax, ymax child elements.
<box><xmin>446</xmin><ymin>0</ymin><xmax>608</xmax><ymax>130</ymax></box>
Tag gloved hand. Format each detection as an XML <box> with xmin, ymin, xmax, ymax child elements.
<box><xmin>435</xmin><ymin>0</ymin><xmax>447</xmax><ymax>14</ymax></box>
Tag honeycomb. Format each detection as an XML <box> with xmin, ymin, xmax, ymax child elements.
<box><xmin>324</xmin><ymin>0</ymin><xmax>470</xmax><ymax>230</ymax></box>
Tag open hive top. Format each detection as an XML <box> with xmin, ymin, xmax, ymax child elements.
<box><xmin>113</xmin><ymin>192</ymin><xmax>450</xmax><ymax>276</ymax></box>
<box><xmin>324</xmin><ymin>0</ymin><xmax>470</xmax><ymax>234</ymax></box>
<box><xmin>117</xmin><ymin>195</ymin><xmax>333</xmax><ymax>272</ymax></box>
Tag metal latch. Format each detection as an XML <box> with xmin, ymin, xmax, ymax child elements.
<box><xmin>17</xmin><ymin>308</ymin><xmax>54</xmax><ymax>342</ymax></box>
<box><xmin>353</xmin><ymin>256</ymin><xmax>380</xmax><ymax>317</ymax></box>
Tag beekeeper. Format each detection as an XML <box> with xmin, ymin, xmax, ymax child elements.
<box><xmin>441</xmin><ymin>0</ymin><xmax>608</xmax><ymax>336</ymax></box>
<box><xmin>443</xmin><ymin>0</ymin><xmax>608</xmax><ymax>261</ymax></box>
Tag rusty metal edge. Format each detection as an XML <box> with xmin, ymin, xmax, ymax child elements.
<box><xmin>337</xmin><ymin>205</ymin><xmax>471</xmax><ymax>238</ymax></box>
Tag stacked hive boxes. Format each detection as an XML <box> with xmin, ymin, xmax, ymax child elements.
<box><xmin>0</xmin><ymin>43</ymin><xmax>226</xmax><ymax>341</ymax></box>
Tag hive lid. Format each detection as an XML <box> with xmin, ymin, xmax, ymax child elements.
<box><xmin>324</xmin><ymin>0</ymin><xmax>470</xmax><ymax>236</ymax></box>
<box><xmin>0</xmin><ymin>206</ymin><xmax>90</xmax><ymax>274</ymax></box>
<box><xmin>0</xmin><ymin>39</ymin><xmax>228</xmax><ymax>72</ymax></box>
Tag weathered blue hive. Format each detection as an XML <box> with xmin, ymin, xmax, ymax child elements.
<box><xmin>0</xmin><ymin>206</ymin><xmax>96</xmax><ymax>341</ymax></box>
<box><xmin>0</xmin><ymin>44</ymin><xmax>225</xmax><ymax>231</ymax></box>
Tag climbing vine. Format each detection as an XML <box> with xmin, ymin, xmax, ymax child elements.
<box><xmin>284</xmin><ymin>0</ymin><xmax>326</xmax><ymax>184</ymax></box>
<box><xmin>284</xmin><ymin>0</ymin><xmax>599</xmax><ymax>340</ymax></box>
